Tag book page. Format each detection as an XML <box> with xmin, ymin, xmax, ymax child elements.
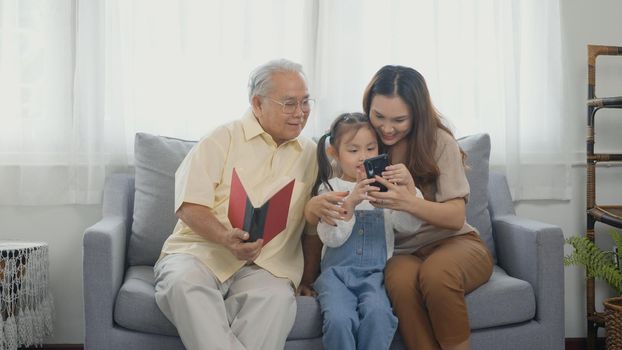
<box><xmin>227</xmin><ymin>168</ymin><xmax>295</xmax><ymax>245</ymax></box>
<box><xmin>234</xmin><ymin>171</ymin><xmax>293</xmax><ymax>207</ymax></box>
<box><xmin>258</xmin><ymin>175</ymin><xmax>295</xmax><ymax>206</ymax></box>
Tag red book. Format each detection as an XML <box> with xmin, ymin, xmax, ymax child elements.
<box><xmin>227</xmin><ymin>168</ymin><xmax>295</xmax><ymax>245</ymax></box>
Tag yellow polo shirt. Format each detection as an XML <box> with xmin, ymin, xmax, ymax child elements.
<box><xmin>160</xmin><ymin>109</ymin><xmax>318</xmax><ymax>287</ymax></box>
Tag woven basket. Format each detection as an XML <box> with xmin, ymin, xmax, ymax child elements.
<box><xmin>604</xmin><ymin>296</ymin><xmax>622</xmax><ymax>350</ymax></box>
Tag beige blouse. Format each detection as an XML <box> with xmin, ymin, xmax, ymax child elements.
<box><xmin>393</xmin><ymin>129</ymin><xmax>477</xmax><ymax>255</ymax></box>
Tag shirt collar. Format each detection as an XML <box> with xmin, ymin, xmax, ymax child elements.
<box><xmin>242</xmin><ymin>108</ymin><xmax>303</xmax><ymax>151</ymax></box>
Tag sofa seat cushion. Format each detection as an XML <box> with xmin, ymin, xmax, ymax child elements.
<box><xmin>466</xmin><ymin>265</ymin><xmax>536</xmax><ymax>329</ymax></box>
<box><xmin>114</xmin><ymin>266</ymin><xmax>323</xmax><ymax>339</ymax></box>
<box><xmin>114</xmin><ymin>266</ymin><xmax>178</xmax><ymax>336</ymax></box>
<box><xmin>289</xmin><ymin>296</ymin><xmax>323</xmax><ymax>339</ymax></box>
<box><xmin>115</xmin><ymin>265</ymin><xmax>533</xmax><ymax>338</ymax></box>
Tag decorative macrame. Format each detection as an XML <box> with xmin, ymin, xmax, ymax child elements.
<box><xmin>0</xmin><ymin>242</ymin><xmax>54</xmax><ymax>350</ymax></box>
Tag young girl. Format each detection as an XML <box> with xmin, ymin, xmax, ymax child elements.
<box><xmin>309</xmin><ymin>112</ymin><xmax>423</xmax><ymax>350</ymax></box>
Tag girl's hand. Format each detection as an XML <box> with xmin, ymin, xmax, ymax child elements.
<box><xmin>381</xmin><ymin>163</ymin><xmax>417</xmax><ymax>192</ymax></box>
<box><xmin>342</xmin><ymin>170</ymin><xmax>377</xmax><ymax>215</ymax></box>
<box><xmin>305</xmin><ymin>191</ymin><xmax>349</xmax><ymax>226</ymax></box>
<box><xmin>368</xmin><ymin>175</ymin><xmax>421</xmax><ymax>212</ymax></box>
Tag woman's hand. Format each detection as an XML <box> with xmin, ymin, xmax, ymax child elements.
<box><xmin>368</xmin><ymin>175</ymin><xmax>421</xmax><ymax>213</ymax></box>
<box><xmin>381</xmin><ymin>163</ymin><xmax>416</xmax><ymax>192</ymax></box>
<box><xmin>371</xmin><ymin>175</ymin><xmax>467</xmax><ymax>230</ymax></box>
<box><xmin>305</xmin><ymin>191</ymin><xmax>349</xmax><ymax>226</ymax></box>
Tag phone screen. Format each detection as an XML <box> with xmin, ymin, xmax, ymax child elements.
<box><xmin>363</xmin><ymin>154</ymin><xmax>390</xmax><ymax>192</ymax></box>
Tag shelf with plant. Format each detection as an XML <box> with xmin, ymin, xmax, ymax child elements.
<box><xmin>565</xmin><ymin>229</ymin><xmax>622</xmax><ymax>349</ymax></box>
<box><xmin>565</xmin><ymin>229</ymin><xmax>622</xmax><ymax>294</ymax></box>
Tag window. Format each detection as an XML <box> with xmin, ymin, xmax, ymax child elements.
<box><xmin>0</xmin><ymin>0</ymin><xmax>566</xmax><ymax>204</ymax></box>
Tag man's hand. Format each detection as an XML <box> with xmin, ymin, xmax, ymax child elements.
<box><xmin>223</xmin><ymin>228</ymin><xmax>263</xmax><ymax>262</ymax></box>
<box><xmin>176</xmin><ymin>203</ymin><xmax>264</xmax><ymax>262</ymax></box>
<box><xmin>305</xmin><ymin>191</ymin><xmax>349</xmax><ymax>226</ymax></box>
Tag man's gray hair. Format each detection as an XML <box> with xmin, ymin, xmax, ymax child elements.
<box><xmin>248</xmin><ymin>59</ymin><xmax>306</xmax><ymax>102</ymax></box>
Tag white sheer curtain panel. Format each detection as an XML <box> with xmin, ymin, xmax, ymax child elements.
<box><xmin>312</xmin><ymin>0</ymin><xmax>568</xmax><ymax>200</ymax></box>
<box><xmin>0</xmin><ymin>0</ymin><xmax>567</xmax><ymax>204</ymax></box>
<box><xmin>0</xmin><ymin>0</ymin><xmax>78</xmax><ymax>204</ymax></box>
<box><xmin>103</xmin><ymin>0</ymin><xmax>315</xmax><ymax>142</ymax></box>
<box><xmin>73</xmin><ymin>0</ymin><xmax>314</xmax><ymax>203</ymax></box>
<box><xmin>1</xmin><ymin>0</ymin><xmax>314</xmax><ymax>204</ymax></box>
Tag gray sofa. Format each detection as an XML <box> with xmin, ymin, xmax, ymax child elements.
<box><xmin>83</xmin><ymin>132</ymin><xmax>565</xmax><ymax>350</ymax></box>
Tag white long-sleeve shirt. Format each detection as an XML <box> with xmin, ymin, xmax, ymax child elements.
<box><xmin>317</xmin><ymin>177</ymin><xmax>424</xmax><ymax>259</ymax></box>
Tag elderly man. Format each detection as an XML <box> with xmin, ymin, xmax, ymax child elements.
<box><xmin>154</xmin><ymin>59</ymin><xmax>318</xmax><ymax>350</ymax></box>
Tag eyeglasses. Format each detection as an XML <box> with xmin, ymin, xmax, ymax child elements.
<box><xmin>264</xmin><ymin>96</ymin><xmax>315</xmax><ymax>114</ymax></box>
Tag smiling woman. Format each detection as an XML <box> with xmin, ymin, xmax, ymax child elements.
<box><xmin>368</xmin><ymin>95</ymin><xmax>413</xmax><ymax>147</ymax></box>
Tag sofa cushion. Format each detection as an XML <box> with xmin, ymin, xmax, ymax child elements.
<box><xmin>114</xmin><ymin>266</ymin><xmax>178</xmax><ymax>336</ymax></box>
<box><xmin>128</xmin><ymin>132</ymin><xmax>495</xmax><ymax>265</ymax></box>
<box><xmin>289</xmin><ymin>296</ymin><xmax>323</xmax><ymax>339</ymax></box>
<box><xmin>114</xmin><ymin>266</ymin><xmax>323</xmax><ymax>339</ymax></box>
<box><xmin>457</xmin><ymin>133</ymin><xmax>496</xmax><ymax>262</ymax></box>
<box><xmin>114</xmin><ymin>265</ymin><xmax>532</xmax><ymax>337</ymax></box>
<box><xmin>466</xmin><ymin>265</ymin><xmax>535</xmax><ymax>329</ymax></box>
<box><xmin>128</xmin><ymin>133</ymin><xmax>196</xmax><ymax>266</ymax></box>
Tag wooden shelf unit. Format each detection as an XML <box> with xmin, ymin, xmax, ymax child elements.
<box><xmin>586</xmin><ymin>44</ymin><xmax>622</xmax><ymax>350</ymax></box>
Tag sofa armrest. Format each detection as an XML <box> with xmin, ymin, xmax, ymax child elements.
<box><xmin>492</xmin><ymin>214</ymin><xmax>564</xmax><ymax>327</ymax></box>
<box><xmin>83</xmin><ymin>173</ymin><xmax>134</xmax><ymax>345</ymax></box>
<box><xmin>487</xmin><ymin>171</ymin><xmax>563</xmax><ymax>347</ymax></box>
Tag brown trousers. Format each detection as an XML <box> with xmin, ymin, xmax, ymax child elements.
<box><xmin>385</xmin><ymin>232</ymin><xmax>493</xmax><ymax>350</ymax></box>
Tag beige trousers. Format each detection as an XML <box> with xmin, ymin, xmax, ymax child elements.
<box><xmin>154</xmin><ymin>253</ymin><xmax>297</xmax><ymax>350</ymax></box>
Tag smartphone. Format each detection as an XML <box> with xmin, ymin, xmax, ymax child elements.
<box><xmin>363</xmin><ymin>154</ymin><xmax>390</xmax><ymax>192</ymax></box>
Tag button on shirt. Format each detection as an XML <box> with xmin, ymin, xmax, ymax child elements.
<box><xmin>159</xmin><ymin>109</ymin><xmax>318</xmax><ymax>287</ymax></box>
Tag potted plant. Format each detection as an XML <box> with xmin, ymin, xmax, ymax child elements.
<box><xmin>565</xmin><ymin>229</ymin><xmax>622</xmax><ymax>349</ymax></box>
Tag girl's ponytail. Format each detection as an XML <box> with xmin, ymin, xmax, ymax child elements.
<box><xmin>312</xmin><ymin>132</ymin><xmax>334</xmax><ymax>196</ymax></box>
<box><xmin>311</xmin><ymin>112</ymin><xmax>372</xmax><ymax>196</ymax></box>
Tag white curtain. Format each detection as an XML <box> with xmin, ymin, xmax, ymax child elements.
<box><xmin>0</xmin><ymin>0</ymin><xmax>567</xmax><ymax>204</ymax></box>
<box><xmin>312</xmin><ymin>0</ymin><xmax>568</xmax><ymax>200</ymax></box>
<box><xmin>0</xmin><ymin>0</ymin><xmax>78</xmax><ymax>204</ymax></box>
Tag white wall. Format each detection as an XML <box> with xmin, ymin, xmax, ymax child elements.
<box><xmin>0</xmin><ymin>205</ymin><xmax>100</xmax><ymax>343</ymax></box>
<box><xmin>0</xmin><ymin>0</ymin><xmax>621</xmax><ymax>343</ymax></box>
<box><xmin>522</xmin><ymin>0</ymin><xmax>622</xmax><ymax>338</ymax></box>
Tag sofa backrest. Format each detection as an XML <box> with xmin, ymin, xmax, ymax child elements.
<box><xmin>127</xmin><ymin>132</ymin><xmax>495</xmax><ymax>266</ymax></box>
<box><xmin>457</xmin><ymin>133</ymin><xmax>495</xmax><ymax>263</ymax></box>
<box><xmin>128</xmin><ymin>133</ymin><xmax>196</xmax><ymax>266</ymax></box>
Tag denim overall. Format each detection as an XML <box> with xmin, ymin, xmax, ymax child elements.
<box><xmin>314</xmin><ymin>209</ymin><xmax>398</xmax><ymax>350</ymax></box>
